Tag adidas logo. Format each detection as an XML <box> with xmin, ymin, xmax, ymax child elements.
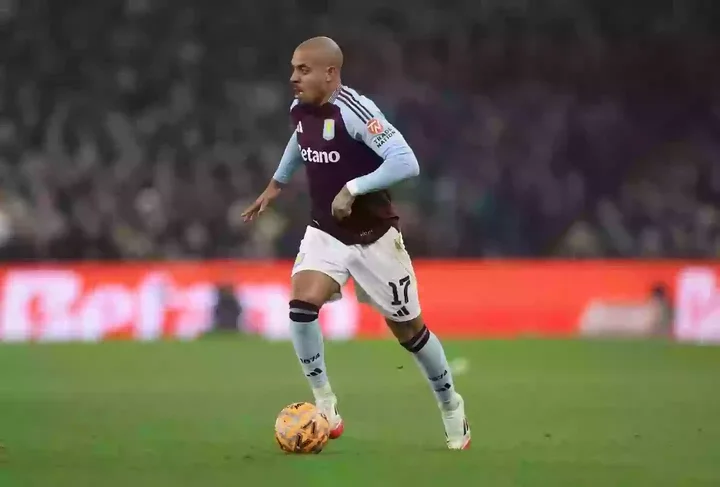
<box><xmin>306</xmin><ymin>368</ymin><xmax>323</xmax><ymax>377</ymax></box>
<box><xmin>392</xmin><ymin>306</ymin><xmax>410</xmax><ymax>318</ymax></box>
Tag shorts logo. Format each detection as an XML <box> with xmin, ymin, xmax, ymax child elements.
<box><xmin>294</xmin><ymin>253</ymin><xmax>305</xmax><ymax>268</ymax></box>
<box><xmin>322</xmin><ymin>119</ymin><xmax>335</xmax><ymax>140</ymax></box>
<box><xmin>366</xmin><ymin>118</ymin><xmax>384</xmax><ymax>135</ymax></box>
<box><xmin>394</xmin><ymin>234</ymin><xmax>405</xmax><ymax>252</ymax></box>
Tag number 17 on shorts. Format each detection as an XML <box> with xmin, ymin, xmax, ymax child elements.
<box><xmin>350</xmin><ymin>228</ymin><xmax>421</xmax><ymax>322</ymax></box>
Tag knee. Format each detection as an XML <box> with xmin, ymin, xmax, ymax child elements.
<box><xmin>386</xmin><ymin>316</ymin><xmax>426</xmax><ymax>345</ymax></box>
<box><xmin>290</xmin><ymin>290</ymin><xmax>326</xmax><ymax>309</ymax></box>
<box><xmin>291</xmin><ymin>270</ymin><xmax>339</xmax><ymax>307</ymax></box>
<box><xmin>289</xmin><ymin>299</ymin><xmax>320</xmax><ymax>323</ymax></box>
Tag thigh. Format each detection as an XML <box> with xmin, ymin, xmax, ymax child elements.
<box><xmin>292</xmin><ymin>226</ymin><xmax>350</xmax><ymax>304</ymax></box>
<box><xmin>349</xmin><ymin>228</ymin><xmax>421</xmax><ymax>322</ymax></box>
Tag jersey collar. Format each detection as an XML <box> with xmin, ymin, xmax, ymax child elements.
<box><xmin>327</xmin><ymin>85</ymin><xmax>343</xmax><ymax>104</ymax></box>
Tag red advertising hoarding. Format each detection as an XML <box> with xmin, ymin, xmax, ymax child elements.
<box><xmin>0</xmin><ymin>261</ymin><xmax>718</xmax><ymax>343</ymax></box>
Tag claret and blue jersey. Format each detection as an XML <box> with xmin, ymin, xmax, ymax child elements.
<box><xmin>273</xmin><ymin>85</ymin><xmax>420</xmax><ymax>245</ymax></box>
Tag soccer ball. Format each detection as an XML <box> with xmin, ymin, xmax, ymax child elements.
<box><xmin>274</xmin><ymin>402</ymin><xmax>330</xmax><ymax>454</ymax></box>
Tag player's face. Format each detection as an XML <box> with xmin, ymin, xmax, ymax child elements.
<box><xmin>290</xmin><ymin>49</ymin><xmax>333</xmax><ymax>105</ymax></box>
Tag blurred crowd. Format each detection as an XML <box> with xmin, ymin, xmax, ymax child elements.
<box><xmin>1</xmin><ymin>0</ymin><xmax>720</xmax><ymax>260</ymax></box>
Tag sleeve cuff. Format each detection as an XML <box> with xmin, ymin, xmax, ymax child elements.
<box><xmin>345</xmin><ymin>179</ymin><xmax>361</xmax><ymax>196</ymax></box>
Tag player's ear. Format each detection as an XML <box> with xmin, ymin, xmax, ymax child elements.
<box><xmin>326</xmin><ymin>66</ymin><xmax>335</xmax><ymax>82</ymax></box>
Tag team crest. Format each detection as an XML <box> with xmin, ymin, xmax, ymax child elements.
<box><xmin>322</xmin><ymin>119</ymin><xmax>335</xmax><ymax>140</ymax></box>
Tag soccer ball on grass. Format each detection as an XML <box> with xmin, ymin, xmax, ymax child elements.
<box><xmin>274</xmin><ymin>402</ymin><xmax>330</xmax><ymax>454</ymax></box>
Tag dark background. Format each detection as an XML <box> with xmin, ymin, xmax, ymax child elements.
<box><xmin>2</xmin><ymin>0</ymin><xmax>720</xmax><ymax>260</ymax></box>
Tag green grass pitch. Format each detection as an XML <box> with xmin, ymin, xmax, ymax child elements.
<box><xmin>0</xmin><ymin>338</ymin><xmax>719</xmax><ymax>486</ymax></box>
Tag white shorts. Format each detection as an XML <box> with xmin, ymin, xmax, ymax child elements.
<box><xmin>292</xmin><ymin>226</ymin><xmax>421</xmax><ymax>322</ymax></box>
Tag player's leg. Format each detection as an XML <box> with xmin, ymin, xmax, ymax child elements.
<box><xmin>289</xmin><ymin>270</ymin><xmax>339</xmax><ymax>398</ymax></box>
<box><xmin>385</xmin><ymin>314</ymin><xmax>470</xmax><ymax>450</ymax></box>
<box><xmin>349</xmin><ymin>228</ymin><xmax>470</xmax><ymax>449</ymax></box>
<box><xmin>290</xmin><ymin>226</ymin><xmax>350</xmax><ymax>438</ymax></box>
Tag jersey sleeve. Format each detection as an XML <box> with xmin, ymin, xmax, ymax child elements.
<box><xmin>337</xmin><ymin>95</ymin><xmax>420</xmax><ymax>196</ymax></box>
<box><xmin>272</xmin><ymin>100</ymin><xmax>303</xmax><ymax>184</ymax></box>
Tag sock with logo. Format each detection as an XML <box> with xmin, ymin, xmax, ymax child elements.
<box><xmin>288</xmin><ymin>300</ymin><xmax>333</xmax><ymax>399</ymax></box>
<box><xmin>401</xmin><ymin>325</ymin><xmax>458</xmax><ymax>410</ymax></box>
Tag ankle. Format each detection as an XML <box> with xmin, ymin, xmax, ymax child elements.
<box><xmin>439</xmin><ymin>394</ymin><xmax>460</xmax><ymax>412</ymax></box>
<box><xmin>313</xmin><ymin>383</ymin><xmax>335</xmax><ymax>402</ymax></box>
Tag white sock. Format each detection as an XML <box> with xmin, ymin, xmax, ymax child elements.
<box><xmin>289</xmin><ymin>300</ymin><xmax>332</xmax><ymax>398</ymax></box>
<box><xmin>402</xmin><ymin>325</ymin><xmax>458</xmax><ymax>409</ymax></box>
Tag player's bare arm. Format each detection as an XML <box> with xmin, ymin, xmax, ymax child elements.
<box><xmin>241</xmin><ymin>179</ymin><xmax>284</xmax><ymax>222</ymax></box>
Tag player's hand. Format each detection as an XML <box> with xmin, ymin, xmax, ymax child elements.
<box><xmin>331</xmin><ymin>185</ymin><xmax>355</xmax><ymax>220</ymax></box>
<box><xmin>242</xmin><ymin>183</ymin><xmax>282</xmax><ymax>222</ymax></box>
